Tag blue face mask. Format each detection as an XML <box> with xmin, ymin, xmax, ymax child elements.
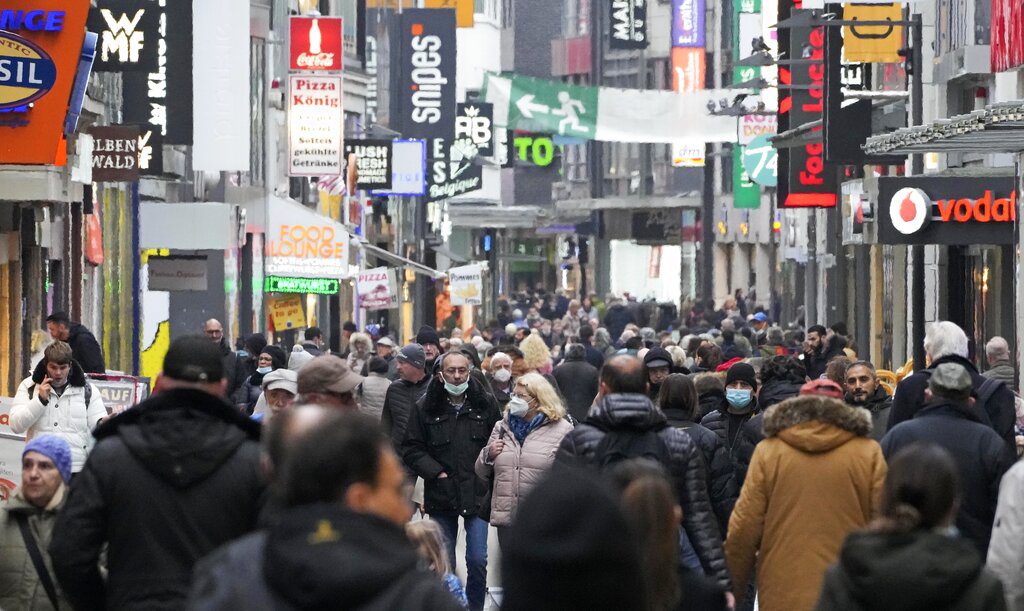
<box><xmin>256</xmin><ymin>366</ymin><xmax>273</xmax><ymax>375</ymax></box>
<box><xmin>726</xmin><ymin>388</ymin><xmax>753</xmax><ymax>410</ymax></box>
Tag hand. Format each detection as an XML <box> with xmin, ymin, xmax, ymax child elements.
<box><xmin>488</xmin><ymin>439</ymin><xmax>505</xmax><ymax>460</ymax></box>
<box><xmin>37</xmin><ymin>376</ymin><xmax>52</xmax><ymax>402</ymax></box>
<box><xmin>725</xmin><ymin>592</ymin><xmax>736</xmax><ymax>610</ymax></box>
<box><xmin>437</xmin><ymin>472</ymin><xmax>448</xmax><ymax>479</ymax></box>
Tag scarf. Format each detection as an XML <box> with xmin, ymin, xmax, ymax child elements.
<box><xmin>509</xmin><ymin>413</ymin><xmax>547</xmax><ymax>445</ymax></box>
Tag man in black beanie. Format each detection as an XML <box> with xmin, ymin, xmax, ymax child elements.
<box><xmin>51</xmin><ymin>335</ymin><xmax>265</xmax><ymax>610</ymax></box>
<box><xmin>701</xmin><ymin>361</ymin><xmax>763</xmax><ymax>486</ymax></box>
<box><xmin>501</xmin><ymin>468</ymin><xmax>647</xmax><ymax>611</ymax></box>
<box><xmin>415</xmin><ymin>325</ymin><xmax>442</xmax><ymax>374</ymax></box>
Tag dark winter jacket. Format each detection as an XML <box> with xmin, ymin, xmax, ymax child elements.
<box><xmin>381</xmin><ymin>375</ymin><xmax>431</xmax><ymax>453</ymax></box>
<box><xmin>758</xmin><ymin>379</ymin><xmax>803</xmax><ymax>410</ymax></box>
<box><xmin>888</xmin><ymin>354</ymin><xmax>1015</xmax><ymax>450</ymax></box>
<box><xmin>698</xmin><ymin>389</ymin><xmax>727</xmax><ymax>421</ymax></box>
<box><xmin>67</xmin><ymin>322</ymin><xmax>105</xmax><ymax>374</ymax></box>
<box><xmin>816</xmin><ymin>530</ymin><xmax>1007</xmax><ymax>611</ymax></box>
<box><xmin>556</xmin><ymin>393</ymin><xmax>731</xmax><ymax>589</ymax></box>
<box><xmin>582</xmin><ymin>343</ymin><xmax>605</xmax><ymax>370</ymax></box>
<box><xmin>486</xmin><ymin>375</ymin><xmax>512</xmax><ymax>407</ymax></box>
<box><xmin>603</xmin><ymin>304</ymin><xmax>636</xmax><ymax>342</ymax></box>
<box><xmin>804</xmin><ymin>348</ymin><xmax>831</xmax><ymax>380</ymax></box>
<box><xmin>847</xmin><ymin>386</ymin><xmax>893</xmax><ymax>441</ymax></box>
<box><xmin>187</xmin><ymin>504</ymin><xmax>464</xmax><ymax>611</ymax></box>
<box><xmin>664</xmin><ymin>407</ymin><xmax>739</xmax><ymax>533</ymax></box>
<box><xmin>50</xmin><ymin>388</ymin><xmax>265</xmax><ymax>611</ymax></box>
<box><xmin>701</xmin><ymin>399</ymin><xmax>762</xmax><ymax>486</ymax></box>
<box><xmin>552</xmin><ymin>356</ymin><xmax>600</xmax><ymax>423</ymax></box>
<box><xmin>402</xmin><ymin>376</ymin><xmax>501</xmax><ymax>516</ymax></box>
<box><xmin>881</xmin><ymin>400</ymin><xmax>1016</xmax><ymax>558</ymax></box>
<box><xmin>218</xmin><ymin>339</ymin><xmax>249</xmax><ymax>400</ymax></box>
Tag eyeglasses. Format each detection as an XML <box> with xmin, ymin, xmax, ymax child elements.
<box><xmin>512</xmin><ymin>392</ymin><xmax>533</xmax><ymax>401</ymax></box>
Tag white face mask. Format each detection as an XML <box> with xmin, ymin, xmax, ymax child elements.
<box><xmin>493</xmin><ymin>368</ymin><xmax>512</xmax><ymax>383</ymax></box>
<box><xmin>508</xmin><ymin>396</ymin><xmax>529</xmax><ymax>417</ymax></box>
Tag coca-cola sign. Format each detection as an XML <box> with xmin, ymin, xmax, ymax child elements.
<box><xmin>289</xmin><ymin>16</ymin><xmax>343</xmax><ymax>73</ymax></box>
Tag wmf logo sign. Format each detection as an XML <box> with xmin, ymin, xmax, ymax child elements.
<box><xmin>87</xmin><ymin>1</ymin><xmax>158</xmax><ymax>72</ymax></box>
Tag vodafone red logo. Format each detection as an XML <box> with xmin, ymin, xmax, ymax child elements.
<box><xmin>890</xmin><ymin>187</ymin><xmax>930</xmax><ymax>235</ymax></box>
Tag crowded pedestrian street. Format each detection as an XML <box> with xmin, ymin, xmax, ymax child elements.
<box><xmin>3</xmin><ymin>0</ymin><xmax>1024</xmax><ymax>610</ymax></box>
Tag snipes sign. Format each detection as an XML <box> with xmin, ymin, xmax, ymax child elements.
<box><xmin>878</xmin><ymin>176</ymin><xmax>1017</xmax><ymax>245</ymax></box>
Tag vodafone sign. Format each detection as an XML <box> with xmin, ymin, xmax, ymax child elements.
<box><xmin>290</xmin><ymin>16</ymin><xmax>342</xmax><ymax>72</ymax></box>
<box><xmin>878</xmin><ymin>177</ymin><xmax>1017</xmax><ymax>245</ymax></box>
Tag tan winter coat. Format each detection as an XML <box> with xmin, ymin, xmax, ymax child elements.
<box><xmin>475</xmin><ymin>415</ymin><xmax>573</xmax><ymax>526</ymax></box>
<box><xmin>725</xmin><ymin>396</ymin><xmax>887</xmax><ymax>611</ymax></box>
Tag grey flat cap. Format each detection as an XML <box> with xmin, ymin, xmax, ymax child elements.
<box><xmin>928</xmin><ymin>362</ymin><xmax>973</xmax><ymax>394</ymax></box>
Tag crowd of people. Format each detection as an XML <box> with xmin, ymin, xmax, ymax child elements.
<box><xmin>2</xmin><ymin>292</ymin><xmax>1024</xmax><ymax>610</ymax></box>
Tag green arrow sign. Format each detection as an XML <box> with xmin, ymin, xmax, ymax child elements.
<box><xmin>506</xmin><ymin>78</ymin><xmax>599</xmax><ymax>138</ymax></box>
<box><xmin>742</xmin><ymin>134</ymin><xmax>778</xmax><ymax>187</ymax></box>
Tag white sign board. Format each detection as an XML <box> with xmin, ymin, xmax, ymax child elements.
<box><xmin>148</xmin><ymin>257</ymin><xmax>208</xmax><ymax>291</ymax></box>
<box><xmin>448</xmin><ymin>265</ymin><xmax>483</xmax><ymax>306</ymax></box>
<box><xmin>357</xmin><ymin>267</ymin><xmax>399</xmax><ymax>310</ymax></box>
<box><xmin>0</xmin><ymin>397</ymin><xmax>25</xmax><ymax>503</ymax></box>
<box><xmin>265</xmin><ymin>196</ymin><xmax>350</xmax><ymax>279</ymax></box>
<box><xmin>739</xmin><ymin>115</ymin><xmax>777</xmax><ymax>146</ymax></box>
<box><xmin>372</xmin><ymin>140</ymin><xmax>426</xmax><ymax>196</ymax></box>
<box><xmin>289</xmin><ymin>75</ymin><xmax>344</xmax><ymax>176</ymax></box>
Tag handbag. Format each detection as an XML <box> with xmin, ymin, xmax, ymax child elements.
<box><xmin>15</xmin><ymin>513</ymin><xmax>61</xmax><ymax>609</ymax></box>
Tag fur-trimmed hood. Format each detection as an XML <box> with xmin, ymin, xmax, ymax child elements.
<box><xmin>31</xmin><ymin>356</ymin><xmax>88</xmax><ymax>387</ymax></box>
<box><xmin>763</xmin><ymin>395</ymin><xmax>873</xmax><ymax>453</ymax></box>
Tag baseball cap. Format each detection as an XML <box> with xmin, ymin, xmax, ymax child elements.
<box><xmin>396</xmin><ymin>343</ymin><xmax>426</xmax><ymax>370</ymax></box>
<box><xmin>262</xmin><ymin>368</ymin><xmax>298</xmax><ymax>395</ymax></box>
<box><xmin>799</xmin><ymin>379</ymin><xmax>844</xmax><ymax>399</ymax></box>
<box><xmin>752</xmin><ymin>312</ymin><xmax>768</xmax><ymax>323</ymax></box>
<box><xmin>163</xmin><ymin>335</ymin><xmax>224</xmax><ymax>383</ymax></box>
<box><xmin>376</xmin><ymin>336</ymin><xmax>396</xmax><ymax>348</ymax></box>
<box><xmin>297</xmin><ymin>356</ymin><xmax>364</xmax><ymax>396</ymax></box>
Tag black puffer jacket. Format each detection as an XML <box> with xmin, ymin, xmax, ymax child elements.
<box><xmin>552</xmin><ymin>356</ymin><xmax>600</xmax><ymax>422</ymax></box>
<box><xmin>67</xmin><ymin>322</ymin><xmax>105</xmax><ymax>374</ymax></box>
<box><xmin>402</xmin><ymin>376</ymin><xmax>501</xmax><ymax>516</ymax></box>
<box><xmin>701</xmin><ymin>399</ymin><xmax>762</xmax><ymax>487</ymax></box>
<box><xmin>698</xmin><ymin>389</ymin><xmax>727</xmax><ymax>420</ymax></box>
<box><xmin>381</xmin><ymin>375</ymin><xmax>431</xmax><ymax>453</ymax></box>
<box><xmin>758</xmin><ymin>379</ymin><xmax>803</xmax><ymax>410</ymax></box>
<box><xmin>557</xmin><ymin>393</ymin><xmax>731</xmax><ymax>589</ymax></box>
<box><xmin>664</xmin><ymin>407</ymin><xmax>739</xmax><ymax>534</ymax></box>
<box><xmin>50</xmin><ymin>388</ymin><xmax>265</xmax><ymax>610</ymax></box>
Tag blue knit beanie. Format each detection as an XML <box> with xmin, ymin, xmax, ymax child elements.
<box><xmin>23</xmin><ymin>435</ymin><xmax>72</xmax><ymax>483</ymax></box>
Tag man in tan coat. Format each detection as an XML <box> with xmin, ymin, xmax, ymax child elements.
<box><xmin>725</xmin><ymin>395</ymin><xmax>887</xmax><ymax>611</ymax></box>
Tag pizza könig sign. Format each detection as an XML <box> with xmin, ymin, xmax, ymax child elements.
<box><xmin>877</xmin><ymin>176</ymin><xmax>1017</xmax><ymax>245</ymax></box>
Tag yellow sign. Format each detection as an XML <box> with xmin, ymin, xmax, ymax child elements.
<box><xmin>424</xmin><ymin>0</ymin><xmax>474</xmax><ymax>28</ymax></box>
<box><xmin>842</xmin><ymin>3</ymin><xmax>903</xmax><ymax>63</ymax></box>
<box><xmin>268</xmin><ymin>294</ymin><xmax>307</xmax><ymax>331</ymax></box>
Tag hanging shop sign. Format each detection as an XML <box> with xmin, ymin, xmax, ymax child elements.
<box><xmin>372</xmin><ymin>139</ymin><xmax>426</xmax><ymax>196</ymax></box>
<box><xmin>267</xmin><ymin>294</ymin><xmax>307</xmax><ymax>330</ymax></box>
<box><xmin>877</xmin><ymin>177</ymin><xmax>1017</xmax><ymax>245</ymax></box>
<box><xmin>671</xmin><ymin>0</ymin><xmax>705</xmax><ymax>48</ymax></box>
<box><xmin>610</xmin><ymin>0</ymin><xmax>647</xmax><ymax>50</ymax></box>
<box><xmin>344</xmin><ymin>140</ymin><xmax>393</xmax><ymax>189</ymax></box>
<box><xmin>290</xmin><ymin>16</ymin><xmax>343</xmax><ymax>73</ymax></box>
<box><xmin>0</xmin><ymin>1</ymin><xmax>91</xmax><ymax>165</ymax></box>
<box><xmin>90</xmin><ymin>124</ymin><xmax>140</xmax><ymax>181</ymax></box>
<box><xmin>510</xmin><ymin>134</ymin><xmax>557</xmax><ymax>167</ymax></box>
<box><xmin>842</xmin><ymin>3</ymin><xmax>902</xmax><ymax>63</ymax></box>
<box><xmin>137</xmin><ymin>125</ymin><xmax>162</xmax><ymax>175</ymax></box>
<box><xmin>742</xmin><ymin>134</ymin><xmax>777</xmax><ymax>187</ymax></box>
<box><xmin>455</xmin><ymin>102</ymin><xmax>493</xmax><ymax>156</ymax></box>
<box><xmin>427</xmin><ymin>137</ymin><xmax>483</xmax><ymax>202</ymax></box>
<box><xmin>121</xmin><ymin>0</ymin><xmax>192</xmax><ymax>145</ymax></box>
<box><xmin>265</xmin><ymin>276</ymin><xmax>340</xmax><ymax>295</ymax></box>
<box><xmin>265</xmin><ymin>196</ymin><xmax>350</xmax><ymax>279</ymax></box>
<box><xmin>87</xmin><ymin>0</ymin><xmax>160</xmax><ymax>72</ymax></box>
<box><xmin>288</xmin><ymin>74</ymin><xmax>344</xmax><ymax>176</ymax></box>
<box><xmin>148</xmin><ymin>256</ymin><xmax>207</xmax><ymax>291</ymax></box>
<box><xmin>357</xmin><ymin>267</ymin><xmax>399</xmax><ymax>310</ymax></box>
<box><xmin>734</xmin><ymin>147</ymin><xmax>761</xmax><ymax>209</ymax></box>
<box><xmin>448</xmin><ymin>264</ymin><xmax>483</xmax><ymax>306</ymax></box>
<box><xmin>423</xmin><ymin>0</ymin><xmax>474</xmax><ymax>28</ymax></box>
<box><xmin>393</xmin><ymin>8</ymin><xmax>457</xmax><ymax>140</ymax></box>
<box><xmin>739</xmin><ymin>115</ymin><xmax>776</xmax><ymax>146</ymax></box>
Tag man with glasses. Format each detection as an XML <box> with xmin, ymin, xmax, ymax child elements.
<box><xmin>204</xmin><ymin>319</ymin><xmax>248</xmax><ymax>399</ymax></box>
<box><xmin>402</xmin><ymin>351</ymin><xmax>500</xmax><ymax>611</ymax></box>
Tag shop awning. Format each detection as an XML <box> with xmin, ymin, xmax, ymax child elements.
<box><xmin>447</xmin><ymin>204</ymin><xmax>549</xmax><ymax>229</ymax></box>
<box><xmin>354</xmin><ymin>240</ymin><xmax>447</xmax><ymax>279</ymax></box>
<box><xmin>863</xmin><ymin>100</ymin><xmax>1024</xmax><ymax>155</ymax></box>
<box><xmin>555</xmin><ymin>194</ymin><xmax>708</xmax><ymax>212</ymax></box>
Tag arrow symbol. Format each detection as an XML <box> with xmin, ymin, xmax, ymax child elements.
<box><xmin>516</xmin><ymin>94</ymin><xmax>550</xmax><ymax>119</ymax></box>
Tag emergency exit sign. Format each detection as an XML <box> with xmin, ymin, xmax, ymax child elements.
<box><xmin>265</xmin><ymin>276</ymin><xmax>340</xmax><ymax>295</ymax></box>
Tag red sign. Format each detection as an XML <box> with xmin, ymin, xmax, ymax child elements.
<box><xmin>671</xmin><ymin>48</ymin><xmax>705</xmax><ymax>93</ymax></box>
<box><xmin>289</xmin><ymin>16</ymin><xmax>343</xmax><ymax>72</ymax></box>
<box><xmin>992</xmin><ymin>0</ymin><xmax>1024</xmax><ymax>72</ymax></box>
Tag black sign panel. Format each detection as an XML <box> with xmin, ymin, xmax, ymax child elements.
<box><xmin>877</xmin><ymin>177</ymin><xmax>1017</xmax><ymax>245</ymax></box>
<box><xmin>344</xmin><ymin>140</ymin><xmax>393</xmax><ymax>189</ymax></box>
<box><xmin>455</xmin><ymin>102</ymin><xmax>493</xmax><ymax>157</ymax></box>
<box><xmin>91</xmin><ymin>125</ymin><xmax>140</xmax><ymax>182</ymax></box>
<box><xmin>87</xmin><ymin>0</ymin><xmax>160</xmax><ymax>72</ymax></box>
<box><xmin>610</xmin><ymin>0</ymin><xmax>648</xmax><ymax>49</ymax></box>
<box><xmin>136</xmin><ymin>125</ymin><xmax>163</xmax><ymax>175</ymax></box>
<box><xmin>426</xmin><ymin>137</ymin><xmax>483</xmax><ymax>203</ymax></box>
<box><xmin>392</xmin><ymin>9</ymin><xmax>457</xmax><ymax>140</ymax></box>
<box><xmin>123</xmin><ymin>0</ymin><xmax>193</xmax><ymax>145</ymax></box>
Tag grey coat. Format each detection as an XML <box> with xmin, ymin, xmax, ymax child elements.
<box><xmin>0</xmin><ymin>489</ymin><xmax>69</xmax><ymax>611</ymax></box>
<box><xmin>359</xmin><ymin>373</ymin><xmax>391</xmax><ymax>421</ymax></box>
<box><xmin>984</xmin><ymin>360</ymin><xmax>1016</xmax><ymax>389</ymax></box>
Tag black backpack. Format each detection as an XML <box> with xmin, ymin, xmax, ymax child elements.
<box><xmin>591</xmin><ymin>428</ymin><xmax>672</xmax><ymax>470</ymax></box>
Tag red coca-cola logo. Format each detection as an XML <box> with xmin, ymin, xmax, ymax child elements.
<box><xmin>289</xmin><ymin>16</ymin><xmax>343</xmax><ymax>72</ymax></box>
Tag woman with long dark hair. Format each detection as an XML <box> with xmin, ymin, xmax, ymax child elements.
<box><xmin>816</xmin><ymin>443</ymin><xmax>1007</xmax><ymax>610</ymax></box>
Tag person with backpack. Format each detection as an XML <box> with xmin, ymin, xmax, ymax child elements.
<box><xmin>10</xmin><ymin>341</ymin><xmax>106</xmax><ymax>476</ymax></box>
<box><xmin>556</xmin><ymin>355</ymin><xmax>732</xmax><ymax>593</ymax></box>
<box><xmin>888</xmin><ymin>321</ymin><xmax>1016</xmax><ymax>450</ymax></box>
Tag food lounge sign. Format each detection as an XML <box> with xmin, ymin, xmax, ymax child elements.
<box><xmin>877</xmin><ymin>177</ymin><xmax>1017</xmax><ymax>245</ymax></box>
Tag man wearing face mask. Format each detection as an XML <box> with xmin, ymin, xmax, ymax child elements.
<box><xmin>402</xmin><ymin>351</ymin><xmax>501</xmax><ymax>611</ymax></box>
<box><xmin>701</xmin><ymin>362</ymin><xmax>763</xmax><ymax>486</ymax></box>
<box><xmin>486</xmin><ymin>352</ymin><xmax>515</xmax><ymax>407</ymax></box>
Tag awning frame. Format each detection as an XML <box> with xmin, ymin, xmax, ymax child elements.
<box><xmin>354</xmin><ymin>240</ymin><xmax>447</xmax><ymax>279</ymax></box>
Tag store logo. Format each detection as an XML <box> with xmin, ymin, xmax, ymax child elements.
<box><xmin>99</xmin><ymin>9</ymin><xmax>146</xmax><ymax>64</ymax></box>
<box><xmin>0</xmin><ymin>10</ymin><xmax>66</xmax><ymax>31</ymax></box>
<box><xmin>408</xmin><ymin>21</ymin><xmax>447</xmax><ymax>126</ymax></box>
<box><xmin>889</xmin><ymin>187</ymin><xmax>930</xmax><ymax>235</ymax></box>
<box><xmin>296</xmin><ymin>18</ymin><xmax>336</xmax><ymax>69</ymax></box>
<box><xmin>0</xmin><ymin>31</ymin><xmax>58</xmax><ymax>111</ymax></box>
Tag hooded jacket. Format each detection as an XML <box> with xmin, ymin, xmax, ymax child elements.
<box><xmin>402</xmin><ymin>376</ymin><xmax>501</xmax><ymax>516</ymax></box>
<box><xmin>726</xmin><ymin>396</ymin><xmax>887</xmax><ymax>611</ymax></box>
<box><xmin>846</xmin><ymin>386</ymin><xmax>892</xmax><ymax>441</ymax></box>
<box><xmin>552</xmin><ymin>354</ymin><xmax>600</xmax><ymax>422</ymax></box>
<box><xmin>881</xmin><ymin>401</ymin><xmax>1016</xmax><ymax>558</ymax></box>
<box><xmin>700</xmin><ymin>397</ymin><xmax>762</xmax><ymax>486</ymax></box>
<box><xmin>663</xmin><ymin>407</ymin><xmax>739</xmax><ymax>533</ymax></box>
<box><xmin>66</xmin><ymin>322</ymin><xmax>105</xmax><ymax>374</ymax></box>
<box><xmin>758</xmin><ymin>378</ymin><xmax>803</xmax><ymax>410</ymax></box>
<box><xmin>817</xmin><ymin>530</ymin><xmax>1006</xmax><ymax>611</ymax></box>
<box><xmin>602</xmin><ymin>303</ymin><xmax>636</xmax><ymax>342</ymax></box>
<box><xmin>987</xmin><ymin>460</ymin><xmax>1024</xmax><ymax>611</ymax></box>
<box><xmin>0</xmin><ymin>487</ymin><xmax>69</xmax><ymax>611</ymax></box>
<box><xmin>698</xmin><ymin>388</ymin><xmax>727</xmax><ymax>420</ymax></box>
<box><xmin>556</xmin><ymin>393</ymin><xmax>731</xmax><ymax>589</ymax></box>
<box><xmin>888</xmin><ymin>354</ymin><xmax>1016</xmax><ymax>449</ymax></box>
<box><xmin>10</xmin><ymin>359</ymin><xmax>107</xmax><ymax>472</ymax></box>
<box><xmin>187</xmin><ymin>504</ymin><xmax>464</xmax><ymax>611</ymax></box>
<box><xmin>49</xmin><ymin>388</ymin><xmax>265</xmax><ymax>611</ymax></box>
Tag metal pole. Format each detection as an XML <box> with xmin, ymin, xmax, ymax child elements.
<box><xmin>131</xmin><ymin>181</ymin><xmax>141</xmax><ymax>375</ymax></box>
<box><xmin>701</xmin><ymin>143</ymin><xmax>715</xmax><ymax>303</ymax></box>
<box><xmin>910</xmin><ymin>13</ymin><xmax>925</xmax><ymax>371</ymax></box>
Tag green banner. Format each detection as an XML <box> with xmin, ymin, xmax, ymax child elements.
<box><xmin>733</xmin><ymin>146</ymin><xmax>761</xmax><ymax>209</ymax></box>
<box><xmin>503</xmin><ymin>77</ymin><xmax>599</xmax><ymax>138</ymax></box>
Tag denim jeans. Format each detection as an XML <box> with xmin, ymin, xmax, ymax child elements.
<box><xmin>433</xmin><ymin>513</ymin><xmax>489</xmax><ymax>611</ymax></box>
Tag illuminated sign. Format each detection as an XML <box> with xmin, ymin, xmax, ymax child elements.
<box><xmin>288</xmin><ymin>75</ymin><xmax>344</xmax><ymax>176</ymax></box>
<box><xmin>87</xmin><ymin>1</ymin><xmax>160</xmax><ymax>72</ymax></box>
<box><xmin>878</xmin><ymin>177</ymin><xmax>1017</xmax><ymax>245</ymax></box>
<box><xmin>265</xmin><ymin>197</ymin><xmax>351</xmax><ymax>279</ymax></box>
<box><xmin>0</xmin><ymin>10</ymin><xmax>66</xmax><ymax>31</ymax></box>
<box><xmin>0</xmin><ymin>31</ymin><xmax>58</xmax><ymax>110</ymax></box>
<box><xmin>290</xmin><ymin>16</ymin><xmax>343</xmax><ymax>72</ymax></box>
<box><xmin>395</xmin><ymin>9</ymin><xmax>457</xmax><ymax>140</ymax></box>
<box><xmin>265</xmin><ymin>276</ymin><xmax>340</xmax><ymax>295</ymax></box>
<box><xmin>513</xmin><ymin>135</ymin><xmax>556</xmax><ymax>166</ymax></box>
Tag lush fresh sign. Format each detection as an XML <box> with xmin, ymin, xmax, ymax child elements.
<box><xmin>265</xmin><ymin>276</ymin><xmax>340</xmax><ymax>295</ymax></box>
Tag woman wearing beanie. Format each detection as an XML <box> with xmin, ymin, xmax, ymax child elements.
<box><xmin>234</xmin><ymin>345</ymin><xmax>286</xmax><ymax>414</ymax></box>
<box><xmin>475</xmin><ymin>373</ymin><xmax>573</xmax><ymax>550</ymax></box>
<box><xmin>700</xmin><ymin>362</ymin><xmax>763</xmax><ymax>486</ymax></box>
<box><xmin>817</xmin><ymin>443</ymin><xmax>1006</xmax><ymax>610</ymax></box>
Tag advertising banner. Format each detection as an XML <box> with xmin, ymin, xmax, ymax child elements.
<box><xmin>877</xmin><ymin>177</ymin><xmax>1017</xmax><ymax>245</ymax></box>
<box><xmin>427</xmin><ymin>138</ymin><xmax>483</xmax><ymax>202</ymax></box>
<box><xmin>610</xmin><ymin>0</ymin><xmax>648</xmax><ymax>50</ymax></box>
<box><xmin>90</xmin><ymin>125</ymin><xmax>140</xmax><ymax>181</ymax></box>
<box><xmin>842</xmin><ymin>3</ymin><xmax>902</xmax><ymax>63</ymax></box>
<box><xmin>288</xmin><ymin>75</ymin><xmax>344</xmax><ymax>176</ymax></box>
<box><xmin>267</xmin><ymin>294</ymin><xmax>306</xmax><ymax>330</ymax></box>
<box><xmin>672</xmin><ymin>0</ymin><xmax>705</xmax><ymax>48</ymax></box>
<box><xmin>290</xmin><ymin>16</ymin><xmax>343</xmax><ymax>72</ymax></box>
<box><xmin>357</xmin><ymin>267</ymin><xmax>399</xmax><ymax>310</ymax></box>
<box><xmin>455</xmin><ymin>102</ymin><xmax>494</xmax><ymax>157</ymax></box>
<box><xmin>265</xmin><ymin>276</ymin><xmax>340</xmax><ymax>295</ymax></box>
<box><xmin>671</xmin><ymin>47</ymin><xmax>705</xmax><ymax>166</ymax></box>
<box><xmin>992</xmin><ymin>0</ymin><xmax>1024</xmax><ymax>72</ymax></box>
<box><xmin>372</xmin><ymin>140</ymin><xmax>426</xmax><ymax>196</ymax></box>
<box><xmin>448</xmin><ymin>265</ymin><xmax>483</xmax><ymax>306</ymax></box>
<box><xmin>87</xmin><ymin>0</ymin><xmax>161</xmax><ymax>72</ymax></box>
<box><xmin>88</xmin><ymin>374</ymin><xmax>151</xmax><ymax>415</ymax></box>
<box><xmin>265</xmin><ymin>196</ymin><xmax>350</xmax><ymax>279</ymax></box>
<box><xmin>393</xmin><ymin>9</ymin><xmax>457</xmax><ymax>140</ymax></box>
<box><xmin>344</xmin><ymin>140</ymin><xmax>393</xmax><ymax>189</ymax></box>
<box><xmin>0</xmin><ymin>397</ymin><xmax>24</xmax><ymax>502</ymax></box>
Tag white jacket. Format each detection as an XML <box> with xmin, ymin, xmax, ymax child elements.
<box><xmin>988</xmin><ymin>459</ymin><xmax>1024</xmax><ymax>611</ymax></box>
<box><xmin>10</xmin><ymin>374</ymin><xmax>106</xmax><ymax>472</ymax></box>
